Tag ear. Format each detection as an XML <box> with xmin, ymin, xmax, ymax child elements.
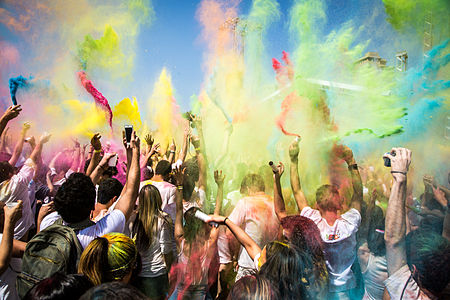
<box><xmin>109</xmin><ymin>196</ymin><xmax>118</xmax><ymax>205</ymax></box>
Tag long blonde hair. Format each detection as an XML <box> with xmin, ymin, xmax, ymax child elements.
<box><xmin>132</xmin><ymin>184</ymin><xmax>167</xmax><ymax>252</ymax></box>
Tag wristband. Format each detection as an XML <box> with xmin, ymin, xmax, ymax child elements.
<box><xmin>170</xmin><ymin>150</ymin><xmax>175</xmax><ymax>154</ymax></box>
<box><xmin>391</xmin><ymin>171</ymin><xmax>407</xmax><ymax>175</ymax></box>
<box><xmin>195</xmin><ymin>147</ymin><xmax>200</xmax><ymax>151</ymax></box>
<box><xmin>348</xmin><ymin>164</ymin><xmax>358</xmax><ymax>171</ymax></box>
<box><xmin>177</xmin><ymin>186</ymin><xmax>183</xmax><ymax>190</ymax></box>
<box><xmin>224</xmin><ymin>217</ymin><xmax>229</xmax><ymax>225</ymax></box>
<box><xmin>94</xmin><ymin>149</ymin><xmax>102</xmax><ymax>153</ymax></box>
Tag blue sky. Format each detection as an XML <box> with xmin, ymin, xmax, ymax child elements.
<box><xmin>0</xmin><ymin>0</ymin><xmax>425</xmax><ymax>110</ymax></box>
<box><xmin>129</xmin><ymin>0</ymin><xmax>423</xmax><ymax>110</ymax></box>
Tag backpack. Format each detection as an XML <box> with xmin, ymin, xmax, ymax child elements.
<box><xmin>16</xmin><ymin>218</ymin><xmax>94</xmax><ymax>298</ymax></box>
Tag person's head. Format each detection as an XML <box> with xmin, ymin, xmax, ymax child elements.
<box><xmin>367</xmin><ymin>206</ymin><xmax>386</xmax><ymax>256</ymax></box>
<box><xmin>97</xmin><ymin>178</ymin><xmax>123</xmax><ymax>207</ymax></box>
<box><xmin>259</xmin><ymin>243</ymin><xmax>313</xmax><ymax>300</ymax></box>
<box><xmin>240</xmin><ymin>173</ymin><xmax>265</xmax><ymax>195</ymax></box>
<box><xmin>79</xmin><ymin>282</ymin><xmax>147</xmax><ymax>300</ymax></box>
<box><xmin>280</xmin><ymin>216</ymin><xmax>327</xmax><ymax>283</ymax></box>
<box><xmin>405</xmin><ymin>229</ymin><xmax>450</xmax><ymax>296</ymax></box>
<box><xmin>23</xmin><ymin>273</ymin><xmax>93</xmax><ymax>300</ymax></box>
<box><xmin>227</xmin><ymin>274</ymin><xmax>279</xmax><ymax>300</ymax></box>
<box><xmin>0</xmin><ymin>161</ymin><xmax>14</xmax><ymax>183</ymax></box>
<box><xmin>54</xmin><ymin>173</ymin><xmax>96</xmax><ymax>223</ymax></box>
<box><xmin>133</xmin><ymin>184</ymin><xmax>163</xmax><ymax>252</ymax></box>
<box><xmin>315</xmin><ymin>184</ymin><xmax>342</xmax><ymax>212</ymax></box>
<box><xmin>181</xmin><ymin>158</ymin><xmax>199</xmax><ymax>200</ymax></box>
<box><xmin>142</xmin><ymin>165</ymin><xmax>154</xmax><ymax>181</ymax></box>
<box><xmin>155</xmin><ymin>160</ymin><xmax>172</xmax><ymax>180</ymax></box>
<box><xmin>183</xmin><ymin>207</ymin><xmax>211</xmax><ymax>244</ymax></box>
<box><xmin>78</xmin><ymin>233</ymin><xmax>139</xmax><ymax>286</ymax></box>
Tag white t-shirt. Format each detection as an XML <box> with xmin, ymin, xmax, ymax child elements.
<box><xmin>138</xmin><ymin>214</ymin><xmax>174</xmax><ymax>278</ymax></box>
<box><xmin>219</xmin><ymin>193</ymin><xmax>279</xmax><ymax>269</ymax></box>
<box><xmin>362</xmin><ymin>253</ymin><xmax>388</xmax><ymax>300</ymax></box>
<box><xmin>0</xmin><ymin>159</ymin><xmax>35</xmax><ymax>240</ymax></box>
<box><xmin>0</xmin><ymin>234</ymin><xmax>19</xmax><ymax>300</ymax></box>
<box><xmin>384</xmin><ymin>265</ymin><xmax>436</xmax><ymax>300</ymax></box>
<box><xmin>140</xmin><ymin>180</ymin><xmax>176</xmax><ymax>222</ymax></box>
<box><xmin>301</xmin><ymin>206</ymin><xmax>361</xmax><ymax>292</ymax></box>
<box><xmin>40</xmin><ymin>209</ymin><xmax>125</xmax><ymax>249</ymax></box>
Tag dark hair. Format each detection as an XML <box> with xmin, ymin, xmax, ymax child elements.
<box><xmin>240</xmin><ymin>173</ymin><xmax>265</xmax><ymax>194</ymax></box>
<box><xmin>155</xmin><ymin>160</ymin><xmax>171</xmax><ymax>176</ymax></box>
<box><xmin>405</xmin><ymin>229</ymin><xmax>450</xmax><ymax>295</ymax></box>
<box><xmin>280</xmin><ymin>215</ymin><xmax>328</xmax><ymax>290</ymax></box>
<box><xmin>54</xmin><ymin>173</ymin><xmax>96</xmax><ymax>223</ymax></box>
<box><xmin>315</xmin><ymin>184</ymin><xmax>341</xmax><ymax>212</ymax></box>
<box><xmin>183</xmin><ymin>207</ymin><xmax>210</xmax><ymax>243</ymax></box>
<box><xmin>23</xmin><ymin>273</ymin><xmax>93</xmax><ymax>300</ymax></box>
<box><xmin>79</xmin><ymin>282</ymin><xmax>147</xmax><ymax>300</ymax></box>
<box><xmin>97</xmin><ymin>178</ymin><xmax>123</xmax><ymax>205</ymax></box>
<box><xmin>0</xmin><ymin>161</ymin><xmax>14</xmax><ymax>183</ymax></box>
<box><xmin>181</xmin><ymin>158</ymin><xmax>199</xmax><ymax>200</ymax></box>
<box><xmin>227</xmin><ymin>274</ymin><xmax>279</xmax><ymax>300</ymax></box>
<box><xmin>367</xmin><ymin>206</ymin><xmax>386</xmax><ymax>256</ymax></box>
<box><xmin>259</xmin><ymin>243</ymin><xmax>314</xmax><ymax>300</ymax></box>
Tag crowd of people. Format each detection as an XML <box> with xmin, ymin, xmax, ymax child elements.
<box><xmin>0</xmin><ymin>103</ymin><xmax>449</xmax><ymax>300</ymax></box>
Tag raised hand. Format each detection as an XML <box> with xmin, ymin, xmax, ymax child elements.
<box><xmin>22</xmin><ymin>122</ymin><xmax>31</xmax><ymax>133</ymax></box>
<box><xmin>91</xmin><ymin>133</ymin><xmax>102</xmax><ymax>151</ymax></box>
<box><xmin>383</xmin><ymin>147</ymin><xmax>412</xmax><ymax>176</ymax></box>
<box><xmin>99</xmin><ymin>152</ymin><xmax>117</xmax><ymax>168</ymax></box>
<box><xmin>432</xmin><ymin>186</ymin><xmax>448</xmax><ymax>208</ymax></box>
<box><xmin>25</xmin><ymin>136</ymin><xmax>36</xmax><ymax>149</ymax></box>
<box><xmin>130</xmin><ymin>131</ymin><xmax>140</xmax><ymax>151</ymax></box>
<box><xmin>289</xmin><ymin>139</ymin><xmax>300</xmax><ymax>161</ymax></box>
<box><xmin>144</xmin><ymin>133</ymin><xmax>154</xmax><ymax>147</ymax></box>
<box><xmin>214</xmin><ymin>170</ymin><xmax>225</xmax><ymax>186</ymax></box>
<box><xmin>39</xmin><ymin>132</ymin><xmax>51</xmax><ymax>144</ymax></box>
<box><xmin>4</xmin><ymin>200</ymin><xmax>23</xmax><ymax>225</ymax></box>
<box><xmin>2</xmin><ymin>105</ymin><xmax>22</xmax><ymax>121</ymax></box>
<box><xmin>274</xmin><ymin>162</ymin><xmax>284</xmax><ymax>178</ymax></box>
<box><xmin>173</xmin><ymin>166</ymin><xmax>185</xmax><ymax>187</ymax></box>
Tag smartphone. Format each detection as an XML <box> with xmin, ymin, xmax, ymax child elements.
<box><xmin>124</xmin><ymin>125</ymin><xmax>133</xmax><ymax>147</ymax></box>
<box><xmin>108</xmin><ymin>154</ymin><xmax>118</xmax><ymax>167</ymax></box>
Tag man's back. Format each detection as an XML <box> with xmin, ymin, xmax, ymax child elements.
<box><xmin>301</xmin><ymin>206</ymin><xmax>361</xmax><ymax>292</ymax></box>
<box><xmin>229</xmin><ymin>193</ymin><xmax>279</xmax><ymax>268</ymax></box>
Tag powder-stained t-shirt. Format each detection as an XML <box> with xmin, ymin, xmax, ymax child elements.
<box><xmin>219</xmin><ymin>193</ymin><xmax>279</xmax><ymax>269</ymax></box>
<box><xmin>384</xmin><ymin>265</ymin><xmax>436</xmax><ymax>300</ymax></box>
<box><xmin>0</xmin><ymin>159</ymin><xmax>35</xmax><ymax>240</ymax></box>
<box><xmin>301</xmin><ymin>206</ymin><xmax>361</xmax><ymax>292</ymax></box>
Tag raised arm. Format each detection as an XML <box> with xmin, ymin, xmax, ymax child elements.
<box><xmin>9</xmin><ymin>122</ymin><xmax>30</xmax><ymax>167</ymax></box>
<box><xmin>173</xmin><ymin>166</ymin><xmax>185</xmax><ymax>246</ymax></box>
<box><xmin>273</xmin><ymin>162</ymin><xmax>287</xmax><ymax>221</ymax></box>
<box><xmin>167</xmin><ymin>139</ymin><xmax>176</xmax><ymax>164</ymax></box>
<box><xmin>192</xmin><ymin>136</ymin><xmax>207</xmax><ymax>193</ymax></box>
<box><xmin>29</xmin><ymin>133</ymin><xmax>51</xmax><ymax>165</ymax></box>
<box><xmin>289</xmin><ymin>140</ymin><xmax>307</xmax><ymax>212</ymax></box>
<box><xmin>114</xmin><ymin>132</ymin><xmax>140</xmax><ymax>221</ymax></box>
<box><xmin>341</xmin><ymin>145</ymin><xmax>363</xmax><ymax>212</ymax></box>
<box><xmin>0</xmin><ymin>105</ymin><xmax>21</xmax><ymax>137</ymax></box>
<box><xmin>0</xmin><ymin>201</ymin><xmax>22</xmax><ymax>275</ymax></box>
<box><xmin>213</xmin><ymin>170</ymin><xmax>225</xmax><ymax>216</ymax></box>
<box><xmin>86</xmin><ymin>133</ymin><xmax>102</xmax><ymax>176</ymax></box>
<box><xmin>69</xmin><ymin>139</ymin><xmax>81</xmax><ymax>173</ymax></box>
<box><xmin>208</xmin><ymin>215</ymin><xmax>261</xmax><ymax>261</ymax></box>
<box><xmin>384</xmin><ymin>147</ymin><xmax>411</xmax><ymax>276</ymax></box>
<box><xmin>90</xmin><ymin>152</ymin><xmax>117</xmax><ymax>185</ymax></box>
<box><xmin>432</xmin><ymin>186</ymin><xmax>450</xmax><ymax>240</ymax></box>
<box><xmin>178</xmin><ymin>127</ymin><xmax>190</xmax><ymax>163</ymax></box>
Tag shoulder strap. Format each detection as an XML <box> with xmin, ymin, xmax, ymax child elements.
<box><xmin>54</xmin><ymin>217</ymin><xmax>95</xmax><ymax>232</ymax></box>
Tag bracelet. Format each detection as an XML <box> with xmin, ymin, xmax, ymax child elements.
<box><xmin>391</xmin><ymin>171</ymin><xmax>407</xmax><ymax>175</ymax></box>
<box><xmin>94</xmin><ymin>149</ymin><xmax>102</xmax><ymax>153</ymax></box>
<box><xmin>170</xmin><ymin>150</ymin><xmax>175</xmax><ymax>154</ymax></box>
<box><xmin>177</xmin><ymin>186</ymin><xmax>183</xmax><ymax>190</ymax></box>
<box><xmin>195</xmin><ymin>148</ymin><xmax>200</xmax><ymax>151</ymax></box>
<box><xmin>224</xmin><ymin>217</ymin><xmax>229</xmax><ymax>225</ymax></box>
<box><xmin>348</xmin><ymin>164</ymin><xmax>358</xmax><ymax>171</ymax></box>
